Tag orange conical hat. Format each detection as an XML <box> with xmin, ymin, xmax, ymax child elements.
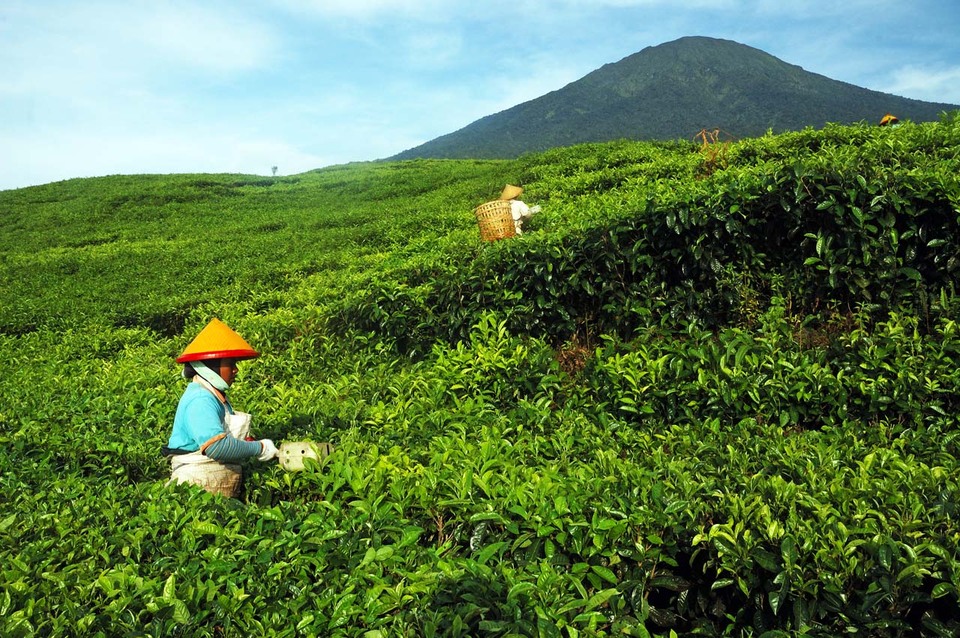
<box><xmin>499</xmin><ymin>184</ymin><xmax>523</xmax><ymax>200</ymax></box>
<box><xmin>176</xmin><ymin>318</ymin><xmax>259</xmax><ymax>363</ymax></box>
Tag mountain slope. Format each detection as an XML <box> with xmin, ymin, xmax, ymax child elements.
<box><xmin>390</xmin><ymin>36</ymin><xmax>958</xmax><ymax>160</ymax></box>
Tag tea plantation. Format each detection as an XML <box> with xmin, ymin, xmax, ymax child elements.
<box><xmin>1</xmin><ymin>115</ymin><xmax>959</xmax><ymax>636</ymax></box>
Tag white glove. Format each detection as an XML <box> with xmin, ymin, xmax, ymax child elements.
<box><xmin>257</xmin><ymin>439</ymin><xmax>279</xmax><ymax>461</ymax></box>
<box><xmin>530</xmin><ymin>205</ymin><xmax>542</xmax><ymax>214</ymax></box>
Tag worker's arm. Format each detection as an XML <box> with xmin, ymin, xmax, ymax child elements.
<box><xmin>175</xmin><ymin>385</ymin><xmax>277</xmax><ymax>462</ymax></box>
<box><xmin>203</xmin><ymin>435</ymin><xmax>265</xmax><ymax>463</ymax></box>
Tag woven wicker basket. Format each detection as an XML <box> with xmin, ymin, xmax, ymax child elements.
<box><xmin>474</xmin><ymin>200</ymin><xmax>516</xmax><ymax>242</ymax></box>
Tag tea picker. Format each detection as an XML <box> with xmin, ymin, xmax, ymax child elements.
<box><xmin>163</xmin><ymin>318</ymin><xmax>279</xmax><ymax>497</ymax></box>
<box><xmin>474</xmin><ymin>184</ymin><xmax>542</xmax><ymax>242</ymax></box>
<box><xmin>879</xmin><ymin>113</ymin><xmax>900</xmax><ymax>127</ymax></box>
<box><xmin>500</xmin><ymin>184</ymin><xmax>541</xmax><ymax>235</ymax></box>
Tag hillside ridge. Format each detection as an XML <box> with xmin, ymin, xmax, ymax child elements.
<box><xmin>389</xmin><ymin>36</ymin><xmax>958</xmax><ymax>160</ymax></box>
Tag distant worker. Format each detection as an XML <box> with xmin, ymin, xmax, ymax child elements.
<box><xmin>163</xmin><ymin>318</ymin><xmax>278</xmax><ymax>497</ymax></box>
<box><xmin>879</xmin><ymin>113</ymin><xmax>900</xmax><ymax>127</ymax></box>
<box><xmin>500</xmin><ymin>184</ymin><xmax>541</xmax><ymax>235</ymax></box>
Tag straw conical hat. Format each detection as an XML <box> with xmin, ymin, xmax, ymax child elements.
<box><xmin>176</xmin><ymin>318</ymin><xmax>259</xmax><ymax>363</ymax></box>
<box><xmin>499</xmin><ymin>184</ymin><xmax>524</xmax><ymax>200</ymax></box>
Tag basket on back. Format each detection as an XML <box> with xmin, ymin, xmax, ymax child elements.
<box><xmin>474</xmin><ymin>200</ymin><xmax>515</xmax><ymax>242</ymax></box>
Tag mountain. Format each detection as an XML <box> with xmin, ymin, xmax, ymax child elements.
<box><xmin>389</xmin><ymin>36</ymin><xmax>959</xmax><ymax>160</ymax></box>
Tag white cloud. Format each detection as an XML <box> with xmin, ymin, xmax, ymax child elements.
<box><xmin>4</xmin><ymin>125</ymin><xmax>331</xmax><ymax>189</ymax></box>
<box><xmin>882</xmin><ymin>65</ymin><xmax>960</xmax><ymax>105</ymax></box>
<box><xmin>0</xmin><ymin>1</ymin><xmax>277</xmax><ymax>99</ymax></box>
<box><xmin>402</xmin><ymin>31</ymin><xmax>465</xmax><ymax>69</ymax></box>
<box><xmin>133</xmin><ymin>4</ymin><xmax>279</xmax><ymax>73</ymax></box>
<box><xmin>268</xmin><ymin>0</ymin><xmax>449</xmax><ymax>21</ymax></box>
<box><xmin>553</xmin><ymin>0</ymin><xmax>733</xmax><ymax>6</ymax></box>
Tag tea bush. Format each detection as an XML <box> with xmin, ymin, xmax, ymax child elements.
<box><xmin>1</xmin><ymin>115</ymin><xmax>959</xmax><ymax>636</ymax></box>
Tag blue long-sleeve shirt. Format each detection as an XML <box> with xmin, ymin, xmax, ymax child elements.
<box><xmin>167</xmin><ymin>382</ymin><xmax>262</xmax><ymax>462</ymax></box>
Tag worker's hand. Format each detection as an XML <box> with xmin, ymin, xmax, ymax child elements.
<box><xmin>258</xmin><ymin>439</ymin><xmax>279</xmax><ymax>461</ymax></box>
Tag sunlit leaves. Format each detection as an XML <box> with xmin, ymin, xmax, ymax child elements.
<box><xmin>3</xmin><ymin>117</ymin><xmax>960</xmax><ymax>635</ymax></box>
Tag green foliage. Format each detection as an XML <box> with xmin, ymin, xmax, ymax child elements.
<box><xmin>2</xmin><ymin>119</ymin><xmax>960</xmax><ymax>635</ymax></box>
<box><xmin>332</xmin><ymin>120</ymin><xmax>960</xmax><ymax>356</ymax></box>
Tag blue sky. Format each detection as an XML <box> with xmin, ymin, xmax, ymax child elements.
<box><xmin>2</xmin><ymin>0</ymin><xmax>958</xmax><ymax>191</ymax></box>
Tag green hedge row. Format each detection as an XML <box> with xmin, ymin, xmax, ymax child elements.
<box><xmin>3</xmin><ymin>309</ymin><xmax>958</xmax><ymax>635</ymax></box>
<box><xmin>2</xmin><ymin>118</ymin><xmax>960</xmax><ymax>636</ymax></box>
<box><xmin>328</xmin><ymin>119</ymin><xmax>960</xmax><ymax>355</ymax></box>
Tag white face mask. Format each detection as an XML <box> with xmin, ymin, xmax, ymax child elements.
<box><xmin>190</xmin><ymin>360</ymin><xmax>230</xmax><ymax>392</ymax></box>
